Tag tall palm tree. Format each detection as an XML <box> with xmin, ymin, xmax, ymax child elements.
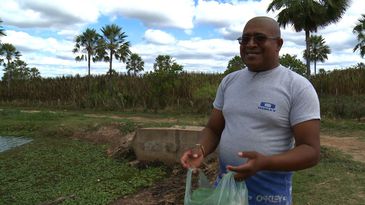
<box><xmin>97</xmin><ymin>24</ymin><xmax>131</xmax><ymax>76</ymax></box>
<box><xmin>267</xmin><ymin>0</ymin><xmax>349</xmax><ymax>77</ymax></box>
<box><xmin>73</xmin><ymin>28</ymin><xmax>101</xmax><ymax>77</ymax></box>
<box><xmin>303</xmin><ymin>35</ymin><xmax>331</xmax><ymax>75</ymax></box>
<box><xmin>353</xmin><ymin>14</ymin><xmax>365</xmax><ymax>58</ymax></box>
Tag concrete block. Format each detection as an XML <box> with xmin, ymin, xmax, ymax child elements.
<box><xmin>133</xmin><ymin>126</ymin><xmax>215</xmax><ymax>164</ymax></box>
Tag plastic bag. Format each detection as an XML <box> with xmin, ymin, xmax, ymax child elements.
<box><xmin>184</xmin><ymin>168</ymin><xmax>249</xmax><ymax>205</ymax></box>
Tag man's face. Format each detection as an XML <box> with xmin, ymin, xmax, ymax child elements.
<box><xmin>239</xmin><ymin>21</ymin><xmax>282</xmax><ymax>71</ymax></box>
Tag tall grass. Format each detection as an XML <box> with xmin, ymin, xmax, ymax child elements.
<box><xmin>0</xmin><ymin>72</ymin><xmax>223</xmax><ymax>113</ymax></box>
<box><xmin>311</xmin><ymin>65</ymin><xmax>365</xmax><ymax>119</ymax></box>
<box><xmin>1</xmin><ymin>66</ymin><xmax>364</xmax><ymax>118</ymax></box>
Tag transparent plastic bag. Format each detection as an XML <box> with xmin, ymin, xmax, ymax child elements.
<box><xmin>184</xmin><ymin>168</ymin><xmax>249</xmax><ymax>205</ymax></box>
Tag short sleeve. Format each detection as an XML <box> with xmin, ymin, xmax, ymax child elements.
<box><xmin>213</xmin><ymin>80</ymin><xmax>225</xmax><ymax>111</ymax></box>
<box><xmin>290</xmin><ymin>85</ymin><xmax>320</xmax><ymax>126</ymax></box>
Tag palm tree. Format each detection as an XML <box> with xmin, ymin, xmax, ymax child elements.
<box><xmin>0</xmin><ymin>43</ymin><xmax>21</xmax><ymax>67</ymax></box>
<box><xmin>353</xmin><ymin>14</ymin><xmax>365</xmax><ymax>58</ymax></box>
<box><xmin>0</xmin><ymin>18</ymin><xmax>6</xmax><ymax>39</ymax></box>
<box><xmin>73</xmin><ymin>28</ymin><xmax>101</xmax><ymax>77</ymax></box>
<box><xmin>29</xmin><ymin>67</ymin><xmax>41</xmax><ymax>79</ymax></box>
<box><xmin>303</xmin><ymin>35</ymin><xmax>331</xmax><ymax>75</ymax></box>
<box><xmin>97</xmin><ymin>24</ymin><xmax>131</xmax><ymax>76</ymax></box>
<box><xmin>267</xmin><ymin>0</ymin><xmax>349</xmax><ymax>77</ymax></box>
<box><xmin>126</xmin><ymin>53</ymin><xmax>144</xmax><ymax>76</ymax></box>
<box><xmin>0</xmin><ymin>43</ymin><xmax>21</xmax><ymax>88</ymax></box>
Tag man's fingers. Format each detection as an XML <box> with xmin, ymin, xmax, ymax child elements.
<box><xmin>180</xmin><ymin>158</ymin><xmax>189</xmax><ymax>168</ymax></box>
<box><xmin>238</xmin><ymin>151</ymin><xmax>257</xmax><ymax>159</ymax></box>
<box><xmin>234</xmin><ymin>173</ymin><xmax>247</xmax><ymax>181</ymax></box>
<box><xmin>226</xmin><ymin>164</ymin><xmax>249</xmax><ymax>172</ymax></box>
<box><xmin>180</xmin><ymin>150</ymin><xmax>193</xmax><ymax>168</ymax></box>
<box><xmin>180</xmin><ymin>149</ymin><xmax>202</xmax><ymax>169</ymax></box>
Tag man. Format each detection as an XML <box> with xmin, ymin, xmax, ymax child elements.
<box><xmin>180</xmin><ymin>16</ymin><xmax>320</xmax><ymax>205</ymax></box>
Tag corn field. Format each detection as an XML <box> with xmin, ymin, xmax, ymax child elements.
<box><xmin>311</xmin><ymin>65</ymin><xmax>365</xmax><ymax>119</ymax></box>
<box><xmin>0</xmin><ymin>66</ymin><xmax>364</xmax><ymax>118</ymax></box>
<box><xmin>0</xmin><ymin>72</ymin><xmax>223</xmax><ymax>114</ymax></box>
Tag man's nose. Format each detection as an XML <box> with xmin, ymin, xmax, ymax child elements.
<box><xmin>246</xmin><ymin>37</ymin><xmax>257</xmax><ymax>46</ymax></box>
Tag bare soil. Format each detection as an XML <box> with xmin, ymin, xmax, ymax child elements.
<box><xmin>72</xmin><ymin>122</ymin><xmax>365</xmax><ymax>205</ymax></box>
<box><xmin>321</xmin><ymin>135</ymin><xmax>365</xmax><ymax>163</ymax></box>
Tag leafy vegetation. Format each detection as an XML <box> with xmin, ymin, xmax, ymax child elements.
<box><xmin>279</xmin><ymin>54</ymin><xmax>307</xmax><ymax>76</ymax></box>
<box><xmin>224</xmin><ymin>55</ymin><xmax>246</xmax><ymax>75</ymax></box>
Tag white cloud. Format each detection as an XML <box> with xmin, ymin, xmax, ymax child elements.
<box><xmin>2</xmin><ymin>30</ymin><xmax>73</xmax><ymax>55</ymax></box>
<box><xmin>131</xmin><ymin>37</ymin><xmax>238</xmax><ymax>73</ymax></box>
<box><xmin>0</xmin><ymin>0</ymin><xmax>100</xmax><ymax>29</ymax></box>
<box><xmin>101</xmin><ymin>0</ymin><xmax>195</xmax><ymax>29</ymax></box>
<box><xmin>144</xmin><ymin>29</ymin><xmax>176</xmax><ymax>45</ymax></box>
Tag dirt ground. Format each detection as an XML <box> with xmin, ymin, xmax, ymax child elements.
<box><xmin>73</xmin><ymin>121</ymin><xmax>365</xmax><ymax>205</ymax></box>
<box><xmin>320</xmin><ymin>135</ymin><xmax>365</xmax><ymax>163</ymax></box>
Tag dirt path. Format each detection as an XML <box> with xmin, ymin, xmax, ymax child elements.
<box><xmin>321</xmin><ymin>135</ymin><xmax>365</xmax><ymax>163</ymax></box>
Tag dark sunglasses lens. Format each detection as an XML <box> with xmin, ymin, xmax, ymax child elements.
<box><xmin>241</xmin><ymin>36</ymin><xmax>250</xmax><ymax>44</ymax></box>
<box><xmin>254</xmin><ymin>35</ymin><xmax>268</xmax><ymax>43</ymax></box>
<box><xmin>240</xmin><ymin>35</ymin><xmax>268</xmax><ymax>45</ymax></box>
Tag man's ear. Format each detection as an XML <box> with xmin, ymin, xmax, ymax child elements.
<box><xmin>277</xmin><ymin>38</ymin><xmax>283</xmax><ymax>51</ymax></box>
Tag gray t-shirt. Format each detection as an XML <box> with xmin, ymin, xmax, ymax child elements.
<box><xmin>213</xmin><ymin>65</ymin><xmax>320</xmax><ymax>205</ymax></box>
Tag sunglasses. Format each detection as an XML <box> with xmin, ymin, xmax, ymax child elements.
<box><xmin>237</xmin><ymin>34</ymin><xmax>279</xmax><ymax>45</ymax></box>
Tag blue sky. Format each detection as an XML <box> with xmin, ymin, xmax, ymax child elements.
<box><xmin>0</xmin><ymin>0</ymin><xmax>364</xmax><ymax>78</ymax></box>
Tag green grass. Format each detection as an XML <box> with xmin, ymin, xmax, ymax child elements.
<box><xmin>321</xmin><ymin>118</ymin><xmax>365</xmax><ymax>141</ymax></box>
<box><xmin>0</xmin><ymin>137</ymin><xmax>165</xmax><ymax>204</ymax></box>
<box><xmin>0</xmin><ymin>108</ymin><xmax>168</xmax><ymax>204</ymax></box>
<box><xmin>293</xmin><ymin>147</ymin><xmax>365</xmax><ymax>204</ymax></box>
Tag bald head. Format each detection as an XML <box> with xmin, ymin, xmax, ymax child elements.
<box><xmin>244</xmin><ymin>16</ymin><xmax>281</xmax><ymax>37</ymax></box>
<box><xmin>240</xmin><ymin>16</ymin><xmax>283</xmax><ymax>71</ymax></box>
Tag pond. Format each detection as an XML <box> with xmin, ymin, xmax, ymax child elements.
<box><xmin>0</xmin><ymin>136</ymin><xmax>33</xmax><ymax>153</ymax></box>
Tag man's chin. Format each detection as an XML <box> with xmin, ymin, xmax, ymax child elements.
<box><xmin>245</xmin><ymin>63</ymin><xmax>262</xmax><ymax>71</ymax></box>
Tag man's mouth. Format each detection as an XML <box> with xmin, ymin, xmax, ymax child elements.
<box><xmin>245</xmin><ymin>51</ymin><xmax>261</xmax><ymax>57</ymax></box>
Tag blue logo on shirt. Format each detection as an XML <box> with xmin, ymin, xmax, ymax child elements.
<box><xmin>258</xmin><ymin>102</ymin><xmax>276</xmax><ymax>112</ymax></box>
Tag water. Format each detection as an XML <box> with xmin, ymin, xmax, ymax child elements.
<box><xmin>0</xmin><ymin>136</ymin><xmax>33</xmax><ymax>153</ymax></box>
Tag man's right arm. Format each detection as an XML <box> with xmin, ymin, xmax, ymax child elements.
<box><xmin>199</xmin><ymin>108</ymin><xmax>225</xmax><ymax>157</ymax></box>
<box><xmin>180</xmin><ymin>108</ymin><xmax>225</xmax><ymax>169</ymax></box>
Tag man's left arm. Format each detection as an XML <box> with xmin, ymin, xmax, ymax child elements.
<box><xmin>227</xmin><ymin>119</ymin><xmax>320</xmax><ymax>179</ymax></box>
<box><xmin>264</xmin><ymin>119</ymin><xmax>321</xmax><ymax>170</ymax></box>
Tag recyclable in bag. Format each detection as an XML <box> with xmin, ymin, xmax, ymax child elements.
<box><xmin>184</xmin><ymin>168</ymin><xmax>249</xmax><ymax>205</ymax></box>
